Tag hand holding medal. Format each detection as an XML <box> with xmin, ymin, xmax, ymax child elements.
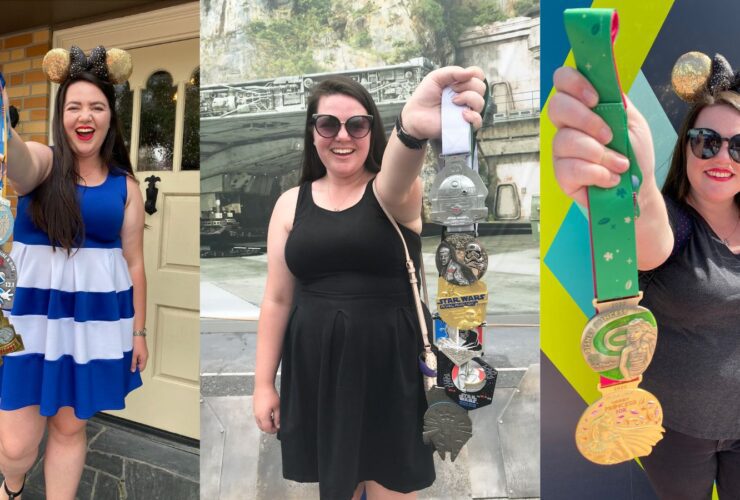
<box><xmin>422</xmin><ymin>82</ymin><xmax>499</xmax><ymax>461</ymax></box>
<box><xmin>561</xmin><ymin>8</ymin><xmax>664</xmax><ymax>464</ymax></box>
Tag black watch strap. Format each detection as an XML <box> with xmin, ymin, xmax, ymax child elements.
<box><xmin>395</xmin><ymin>114</ymin><xmax>428</xmax><ymax>150</ymax></box>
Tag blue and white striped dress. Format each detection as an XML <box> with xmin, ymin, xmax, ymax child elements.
<box><xmin>0</xmin><ymin>169</ymin><xmax>142</xmax><ymax>418</ymax></box>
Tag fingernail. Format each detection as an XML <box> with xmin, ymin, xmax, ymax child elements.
<box><xmin>599</xmin><ymin>126</ymin><xmax>613</xmax><ymax>144</ymax></box>
<box><xmin>614</xmin><ymin>154</ymin><xmax>629</xmax><ymax>171</ymax></box>
<box><xmin>583</xmin><ymin>88</ymin><xmax>597</xmax><ymax>105</ymax></box>
<box><xmin>610</xmin><ymin>173</ymin><xmax>621</xmax><ymax>185</ymax></box>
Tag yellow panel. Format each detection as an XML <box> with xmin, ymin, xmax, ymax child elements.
<box><xmin>160</xmin><ymin>193</ymin><xmax>200</xmax><ymax>269</ymax></box>
<box><xmin>590</xmin><ymin>0</ymin><xmax>675</xmax><ymax>92</ymax></box>
<box><xmin>541</xmin><ymin>264</ymin><xmax>599</xmax><ymax>404</ymax></box>
<box><xmin>539</xmin><ymin>106</ymin><xmax>575</xmax><ymax>252</ymax></box>
<box><xmin>156</xmin><ymin>305</ymin><xmax>200</xmax><ymax>384</ymax></box>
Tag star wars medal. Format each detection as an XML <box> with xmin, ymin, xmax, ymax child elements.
<box><xmin>0</xmin><ymin>249</ymin><xmax>17</xmax><ymax>311</ymax></box>
<box><xmin>582</xmin><ymin>294</ymin><xmax>657</xmax><ymax>380</ymax></box>
<box><xmin>429</xmin><ymin>155</ymin><xmax>489</xmax><ymax>227</ymax></box>
<box><xmin>436</xmin><ymin>278</ymin><xmax>487</xmax><ymax>330</ymax></box>
<box><xmin>435</xmin><ymin>233</ymin><xmax>488</xmax><ymax>285</ymax></box>
<box><xmin>0</xmin><ymin>310</ymin><xmax>23</xmax><ymax>360</ymax></box>
<box><xmin>575</xmin><ymin>378</ymin><xmax>664</xmax><ymax>465</ymax></box>
<box><xmin>423</xmin><ymin>386</ymin><xmax>473</xmax><ymax>461</ymax></box>
<box><xmin>437</xmin><ymin>353</ymin><xmax>496</xmax><ymax>410</ymax></box>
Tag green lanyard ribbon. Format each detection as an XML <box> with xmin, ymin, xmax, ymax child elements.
<box><xmin>564</xmin><ymin>8</ymin><xmax>642</xmax><ymax>303</ymax></box>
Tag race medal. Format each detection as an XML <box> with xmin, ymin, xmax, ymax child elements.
<box><xmin>0</xmin><ymin>249</ymin><xmax>17</xmax><ymax>311</ymax></box>
<box><xmin>422</xmin><ymin>386</ymin><xmax>473</xmax><ymax>461</ymax></box>
<box><xmin>429</xmin><ymin>157</ymin><xmax>489</xmax><ymax>227</ymax></box>
<box><xmin>575</xmin><ymin>378</ymin><xmax>664</xmax><ymax>465</ymax></box>
<box><xmin>0</xmin><ymin>310</ymin><xmax>23</xmax><ymax>359</ymax></box>
<box><xmin>435</xmin><ymin>233</ymin><xmax>488</xmax><ymax>285</ymax></box>
<box><xmin>438</xmin><ymin>352</ymin><xmax>496</xmax><ymax>410</ymax></box>
<box><xmin>581</xmin><ymin>294</ymin><xmax>657</xmax><ymax>380</ymax></box>
<box><xmin>0</xmin><ymin>200</ymin><xmax>13</xmax><ymax>245</ymax></box>
<box><xmin>564</xmin><ymin>7</ymin><xmax>664</xmax><ymax>463</ymax></box>
<box><xmin>436</xmin><ymin>278</ymin><xmax>487</xmax><ymax>330</ymax></box>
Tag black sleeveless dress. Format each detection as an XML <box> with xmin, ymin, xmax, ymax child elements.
<box><xmin>280</xmin><ymin>179</ymin><xmax>435</xmax><ymax>499</ymax></box>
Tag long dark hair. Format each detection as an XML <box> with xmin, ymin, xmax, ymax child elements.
<box><xmin>662</xmin><ymin>90</ymin><xmax>740</xmax><ymax>208</ymax></box>
<box><xmin>30</xmin><ymin>71</ymin><xmax>134</xmax><ymax>251</ymax></box>
<box><xmin>299</xmin><ymin>76</ymin><xmax>386</xmax><ymax>184</ymax></box>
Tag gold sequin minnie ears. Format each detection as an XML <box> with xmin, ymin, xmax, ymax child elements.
<box><xmin>672</xmin><ymin>51</ymin><xmax>739</xmax><ymax>103</ymax></box>
<box><xmin>42</xmin><ymin>45</ymin><xmax>133</xmax><ymax>85</ymax></box>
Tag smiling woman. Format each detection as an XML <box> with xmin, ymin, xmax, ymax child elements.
<box><xmin>0</xmin><ymin>46</ymin><xmax>147</xmax><ymax>499</ymax></box>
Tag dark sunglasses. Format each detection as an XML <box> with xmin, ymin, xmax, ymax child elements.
<box><xmin>312</xmin><ymin>114</ymin><xmax>373</xmax><ymax>139</ymax></box>
<box><xmin>687</xmin><ymin>128</ymin><xmax>740</xmax><ymax>163</ymax></box>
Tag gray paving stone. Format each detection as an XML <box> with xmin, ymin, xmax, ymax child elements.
<box><xmin>86</xmin><ymin>451</ymin><xmax>124</xmax><ymax>478</ymax></box>
<box><xmin>419</xmin><ymin>447</ymin><xmax>472</xmax><ymax>499</ymax></box>
<box><xmin>92</xmin><ymin>471</ymin><xmax>124</xmax><ymax>500</ymax></box>
<box><xmin>495</xmin><ymin>369</ymin><xmax>526</xmax><ymax>389</ymax></box>
<box><xmin>467</xmin><ymin>389</ymin><xmax>513</xmax><ymax>499</ymax></box>
<box><xmin>90</xmin><ymin>426</ymin><xmax>199</xmax><ymax>480</ymax></box>
<box><xmin>201</xmin><ymin>374</ymin><xmax>252</xmax><ymax>397</ymax></box>
<box><xmin>256</xmin><ymin>429</ymin><xmax>320</xmax><ymax>499</ymax></box>
<box><xmin>201</xmin><ymin>396</ymin><xmax>261</xmax><ymax>500</ymax></box>
<box><xmin>499</xmin><ymin>364</ymin><xmax>540</xmax><ymax>498</ymax></box>
<box><xmin>200</xmin><ymin>332</ymin><xmax>255</xmax><ymax>373</ymax></box>
<box><xmin>124</xmin><ymin>460</ymin><xmax>199</xmax><ymax>500</ymax></box>
<box><xmin>200</xmin><ymin>398</ymin><xmax>227</xmax><ymax>499</ymax></box>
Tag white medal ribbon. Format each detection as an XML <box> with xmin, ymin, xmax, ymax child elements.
<box><xmin>441</xmin><ymin>87</ymin><xmax>478</xmax><ymax>171</ymax></box>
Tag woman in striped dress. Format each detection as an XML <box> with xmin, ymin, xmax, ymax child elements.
<box><xmin>0</xmin><ymin>47</ymin><xmax>147</xmax><ymax>500</ymax></box>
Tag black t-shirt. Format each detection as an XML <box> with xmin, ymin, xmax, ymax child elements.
<box><xmin>639</xmin><ymin>196</ymin><xmax>740</xmax><ymax>439</ymax></box>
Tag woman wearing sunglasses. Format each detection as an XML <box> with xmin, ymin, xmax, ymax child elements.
<box><xmin>254</xmin><ymin>66</ymin><xmax>486</xmax><ymax>499</ymax></box>
<box><xmin>549</xmin><ymin>53</ymin><xmax>740</xmax><ymax>498</ymax></box>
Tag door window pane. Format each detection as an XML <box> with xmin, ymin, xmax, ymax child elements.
<box><xmin>113</xmin><ymin>81</ymin><xmax>133</xmax><ymax>153</ymax></box>
<box><xmin>182</xmin><ymin>67</ymin><xmax>200</xmax><ymax>171</ymax></box>
<box><xmin>138</xmin><ymin>71</ymin><xmax>176</xmax><ymax>171</ymax></box>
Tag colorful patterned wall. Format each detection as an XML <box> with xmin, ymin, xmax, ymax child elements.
<box><xmin>541</xmin><ymin>0</ymin><xmax>739</xmax><ymax>497</ymax></box>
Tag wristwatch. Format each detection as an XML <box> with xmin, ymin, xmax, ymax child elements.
<box><xmin>133</xmin><ymin>328</ymin><xmax>147</xmax><ymax>337</ymax></box>
<box><xmin>395</xmin><ymin>114</ymin><xmax>428</xmax><ymax>150</ymax></box>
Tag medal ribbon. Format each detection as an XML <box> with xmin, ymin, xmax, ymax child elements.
<box><xmin>0</xmin><ymin>72</ymin><xmax>7</xmax><ymax>168</ymax></box>
<box><xmin>564</xmin><ymin>9</ymin><xmax>643</xmax><ymax>303</ymax></box>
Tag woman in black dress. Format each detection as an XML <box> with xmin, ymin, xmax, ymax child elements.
<box><xmin>254</xmin><ymin>66</ymin><xmax>485</xmax><ymax>499</ymax></box>
<box><xmin>549</xmin><ymin>56</ymin><xmax>740</xmax><ymax>498</ymax></box>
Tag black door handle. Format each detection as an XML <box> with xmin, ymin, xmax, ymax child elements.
<box><xmin>144</xmin><ymin>175</ymin><xmax>161</xmax><ymax>215</ymax></box>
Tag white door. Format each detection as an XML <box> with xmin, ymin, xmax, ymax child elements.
<box><xmin>54</xmin><ymin>4</ymin><xmax>200</xmax><ymax>439</ymax></box>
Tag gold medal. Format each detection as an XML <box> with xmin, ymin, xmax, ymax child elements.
<box><xmin>0</xmin><ymin>310</ymin><xmax>23</xmax><ymax>362</ymax></box>
<box><xmin>436</xmin><ymin>278</ymin><xmax>487</xmax><ymax>329</ymax></box>
<box><xmin>581</xmin><ymin>294</ymin><xmax>657</xmax><ymax>380</ymax></box>
<box><xmin>575</xmin><ymin>378</ymin><xmax>664</xmax><ymax>465</ymax></box>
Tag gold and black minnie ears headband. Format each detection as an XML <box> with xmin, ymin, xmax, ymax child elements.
<box><xmin>672</xmin><ymin>51</ymin><xmax>739</xmax><ymax>103</ymax></box>
<box><xmin>42</xmin><ymin>45</ymin><xmax>133</xmax><ymax>85</ymax></box>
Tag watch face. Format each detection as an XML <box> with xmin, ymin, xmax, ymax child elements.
<box><xmin>0</xmin><ymin>326</ymin><xmax>15</xmax><ymax>344</ymax></box>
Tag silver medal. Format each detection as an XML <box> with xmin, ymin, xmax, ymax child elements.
<box><xmin>429</xmin><ymin>155</ymin><xmax>489</xmax><ymax>226</ymax></box>
<box><xmin>0</xmin><ymin>249</ymin><xmax>17</xmax><ymax>311</ymax></box>
<box><xmin>423</xmin><ymin>386</ymin><xmax>472</xmax><ymax>461</ymax></box>
<box><xmin>435</xmin><ymin>233</ymin><xmax>488</xmax><ymax>285</ymax></box>
<box><xmin>0</xmin><ymin>200</ymin><xmax>13</xmax><ymax>245</ymax></box>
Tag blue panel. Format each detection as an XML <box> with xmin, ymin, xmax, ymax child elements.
<box><xmin>0</xmin><ymin>350</ymin><xmax>142</xmax><ymax>419</ymax></box>
<box><xmin>627</xmin><ymin>71</ymin><xmax>677</xmax><ymax>189</ymax></box>
<box><xmin>541</xmin><ymin>0</ymin><xmax>593</xmax><ymax>108</ymax></box>
<box><xmin>543</xmin><ymin>203</ymin><xmax>595</xmax><ymax>317</ymax></box>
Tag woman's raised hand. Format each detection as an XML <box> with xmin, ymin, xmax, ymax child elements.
<box><xmin>548</xmin><ymin>66</ymin><xmax>656</xmax><ymax>206</ymax></box>
<box><xmin>400</xmin><ymin>66</ymin><xmax>486</xmax><ymax>141</ymax></box>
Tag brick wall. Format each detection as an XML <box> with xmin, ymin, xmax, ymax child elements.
<box><xmin>0</xmin><ymin>27</ymin><xmax>51</xmax><ymax>230</ymax></box>
<box><xmin>1</xmin><ymin>28</ymin><xmax>52</xmax><ymax>144</ymax></box>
